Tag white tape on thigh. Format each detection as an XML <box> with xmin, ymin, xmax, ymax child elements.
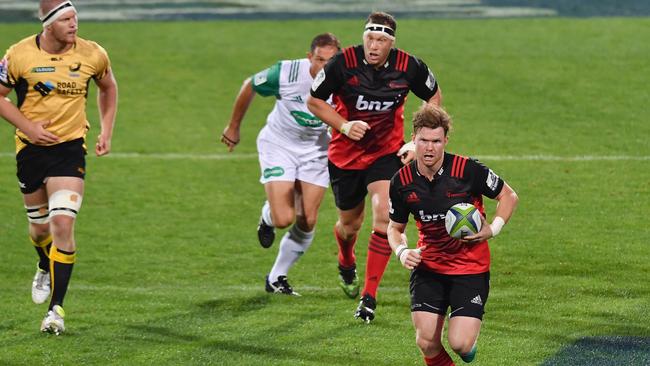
<box><xmin>25</xmin><ymin>203</ymin><xmax>50</xmax><ymax>224</ymax></box>
<box><xmin>49</xmin><ymin>190</ymin><xmax>83</xmax><ymax>218</ymax></box>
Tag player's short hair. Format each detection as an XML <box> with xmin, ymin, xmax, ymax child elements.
<box><xmin>39</xmin><ymin>0</ymin><xmax>66</xmax><ymax>18</ymax></box>
<box><xmin>366</xmin><ymin>11</ymin><xmax>397</xmax><ymax>33</ymax></box>
<box><xmin>412</xmin><ymin>104</ymin><xmax>453</xmax><ymax>136</ymax></box>
<box><xmin>310</xmin><ymin>33</ymin><xmax>341</xmax><ymax>52</ymax></box>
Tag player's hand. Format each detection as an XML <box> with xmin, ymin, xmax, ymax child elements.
<box><xmin>340</xmin><ymin>120</ymin><xmax>370</xmax><ymax>141</ymax></box>
<box><xmin>220</xmin><ymin>126</ymin><xmax>240</xmax><ymax>152</ymax></box>
<box><xmin>22</xmin><ymin>121</ymin><xmax>59</xmax><ymax>145</ymax></box>
<box><xmin>95</xmin><ymin>132</ymin><xmax>112</xmax><ymax>156</ymax></box>
<box><xmin>397</xmin><ymin>141</ymin><xmax>416</xmax><ymax>164</ymax></box>
<box><xmin>396</xmin><ymin>245</ymin><xmax>422</xmax><ymax>270</ymax></box>
<box><xmin>461</xmin><ymin>215</ymin><xmax>491</xmax><ymax>244</ymax></box>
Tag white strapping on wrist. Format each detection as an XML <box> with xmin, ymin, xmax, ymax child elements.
<box><xmin>395</xmin><ymin>244</ymin><xmax>407</xmax><ymax>259</ymax></box>
<box><xmin>489</xmin><ymin>216</ymin><xmax>505</xmax><ymax>237</ymax></box>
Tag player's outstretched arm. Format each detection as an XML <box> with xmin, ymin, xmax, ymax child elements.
<box><xmin>0</xmin><ymin>85</ymin><xmax>58</xmax><ymax>144</ymax></box>
<box><xmin>221</xmin><ymin>78</ymin><xmax>255</xmax><ymax>152</ymax></box>
<box><xmin>95</xmin><ymin>68</ymin><xmax>118</xmax><ymax>156</ymax></box>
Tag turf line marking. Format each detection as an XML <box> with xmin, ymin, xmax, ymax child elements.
<box><xmin>0</xmin><ymin>152</ymin><xmax>648</xmax><ymax>161</ymax></box>
<box><xmin>66</xmin><ymin>283</ymin><xmax>409</xmax><ymax>294</ymax></box>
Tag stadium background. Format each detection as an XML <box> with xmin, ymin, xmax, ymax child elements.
<box><xmin>0</xmin><ymin>1</ymin><xmax>648</xmax><ymax>365</ymax></box>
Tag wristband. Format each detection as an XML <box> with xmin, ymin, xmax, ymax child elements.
<box><xmin>395</xmin><ymin>244</ymin><xmax>408</xmax><ymax>260</ymax></box>
<box><xmin>340</xmin><ymin>121</ymin><xmax>353</xmax><ymax>136</ymax></box>
<box><xmin>489</xmin><ymin>216</ymin><xmax>505</xmax><ymax>237</ymax></box>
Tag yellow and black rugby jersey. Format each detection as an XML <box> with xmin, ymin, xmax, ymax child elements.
<box><xmin>0</xmin><ymin>34</ymin><xmax>110</xmax><ymax>153</ymax></box>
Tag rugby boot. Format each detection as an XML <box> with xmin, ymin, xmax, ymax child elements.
<box><xmin>32</xmin><ymin>265</ymin><xmax>51</xmax><ymax>304</ymax></box>
<box><xmin>354</xmin><ymin>294</ymin><xmax>376</xmax><ymax>323</ymax></box>
<box><xmin>257</xmin><ymin>217</ymin><xmax>275</xmax><ymax>248</ymax></box>
<box><xmin>265</xmin><ymin>275</ymin><xmax>301</xmax><ymax>296</ymax></box>
<box><xmin>40</xmin><ymin>305</ymin><xmax>65</xmax><ymax>335</ymax></box>
<box><xmin>338</xmin><ymin>264</ymin><xmax>359</xmax><ymax>299</ymax></box>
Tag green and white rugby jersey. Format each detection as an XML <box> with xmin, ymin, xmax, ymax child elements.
<box><xmin>251</xmin><ymin>58</ymin><xmax>328</xmax><ymax>145</ymax></box>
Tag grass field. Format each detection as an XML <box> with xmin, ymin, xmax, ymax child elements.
<box><xmin>1</xmin><ymin>17</ymin><xmax>649</xmax><ymax>365</ymax></box>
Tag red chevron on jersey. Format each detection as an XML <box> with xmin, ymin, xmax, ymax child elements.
<box><xmin>399</xmin><ymin>164</ymin><xmax>414</xmax><ymax>185</ymax></box>
<box><xmin>396</xmin><ymin>50</ymin><xmax>409</xmax><ymax>72</ymax></box>
<box><xmin>451</xmin><ymin>155</ymin><xmax>468</xmax><ymax>178</ymax></box>
<box><xmin>343</xmin><ymin>47</ymin><xmax>358</xmax><ymax>68</ymax></box>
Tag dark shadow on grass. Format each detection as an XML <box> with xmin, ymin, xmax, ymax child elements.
<box><xmin>196</xmin><ymin>294</ymin><xmax>271</xmax><ymax>316</ymax></box>
<box><xmin>541</xmin><ymin>336</ymin><xmax>650</xmax><ymax>366</ymax></box>
<box><xmin>126</xmin><ymin>324</ymin><xmax>203</xmax><ymax>343</ymax></box>
<box><xmin>125</xmin><ymin>300</ymin><xmax>395</xmax><ymax>366</ymax></box>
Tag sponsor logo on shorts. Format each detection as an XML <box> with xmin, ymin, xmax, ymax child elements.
<box><xmin>263</xmin><ymin>166</ymin><xmax>285</xmax><ymax>179</ymax></box>
<box><xmin>290</xmin><ymin>111</ymin><xmax>323</xmax><ymax>128</ymax></box>
<box><xmin>470</xmin><ymin>295</ymin><xmax>483</xmax><ymax>306</ymax></box>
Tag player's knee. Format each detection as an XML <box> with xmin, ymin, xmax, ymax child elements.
<box><xmin>337</xmin><ymin>220</ymin><xmax>362</xmax><ymax>239</ymax></box>
<box><xmin>416</xmin><ymin>335</ymin><xmax>442</xmax><ymax>356</ymax></box>
<box><xmin>295</xmin><ymin>214</ymin><xmax>317</xmax><ymax>232</ymax></box>
<box><xmin>49</xmin><ymin>215</ymin><xmax>74</xmax><ymax>238</ymax></box>
<box><xmin>272</xmin><ymin>210</ymin><xmax>294</xmax><ymax>229</ymax></box>
<box><xmin>447</xmin><ymin>335</ymin><xmax>474</xmax><ymax>355</ymax></box>
<box><xmin>29</xmin><ymin>223</ymin><xmax>50</xmax><ymax>241</ymax></box>
<box><xmin>25</xmin><ymin>203</ymin><xmax>49</xmax><ymax>225</ymax></box>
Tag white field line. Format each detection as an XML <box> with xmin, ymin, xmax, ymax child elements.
<box><xmin>1</xmin><ymin>152</ymin><xmax>649</xmax><ymax>161</ymax></box>
<box><xmin>65</xmin><ymin>283</ymin><xmax>409</xmax><ymax>295</ymax></box>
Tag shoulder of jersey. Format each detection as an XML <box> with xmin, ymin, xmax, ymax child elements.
<box><xmin>74</xmin><ymin>36</ymin><xmax>104</xmax><ymax>52</ymax></box>
<box><xmin>281</xmin><ymin>58</ymin><xmax>309</xmax><ymax>83</ymax></box>
<box><xmin>396</xmin><ymin>161</ymin><xmax>416</xmax><ymax>186</ymax></box>
<box><xmin>7</xmin><ymin>35</ymin><xmax>38</xmax><ymax>54</ymax></box>
<box><xmin>449</xmin><ymin>154</ymin><xmax>470</xmax><ymax>179</ymax></box>
<box><xmin>340</xmin><ymin>46</ymin><xmax>361</xmax><ymax>69</ymax></box>
<box><xmin>392</xmin><ymin>48</ymin><xmax>411</xmax><ymax>72</ymax></box>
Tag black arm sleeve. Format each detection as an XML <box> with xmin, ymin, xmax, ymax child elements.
<box><xmin>389</xmin><ymin>177</ymin><xmax>410</xmax><ymax>224</ymax></box>
<box><xmin>468</xmin><ymin>158</ymin><xmax>504</xmax><ymax>199</ymax></box>
<box><xmin>310</xmin><ymin>52</ymin><xmax>345</xmax><ymax>100</ymax></box>
<box><xmin>408</xmin><ymin>56</ymin><xmax>438</xmax><ymax>102</ymax></box>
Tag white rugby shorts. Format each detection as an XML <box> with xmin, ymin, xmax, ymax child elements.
<box><xmin>256</xmin><ymin>127</ymin><xmax>329</xmax><ymax>188</ymax></box>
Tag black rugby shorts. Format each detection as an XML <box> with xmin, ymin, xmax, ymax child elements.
<box><xmin>409</xmin><ymin>269</ymin><xmax>490</xmax><ymax>320</ymax></box>
<box><xmin>16</xmin><ymin>138</ymin><xmax>86</xmax><ymax>194</ymax></box>
<box><xmin>328</xmin><ymin>153</ymin><xmax>401</xmax><ymax>210</ymax></box>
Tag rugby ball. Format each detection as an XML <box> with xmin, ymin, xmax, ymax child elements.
<box><xmin>445</xmin><ymin>203</ymin><xmax>482</xmax><ymax>239</ymax></box>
